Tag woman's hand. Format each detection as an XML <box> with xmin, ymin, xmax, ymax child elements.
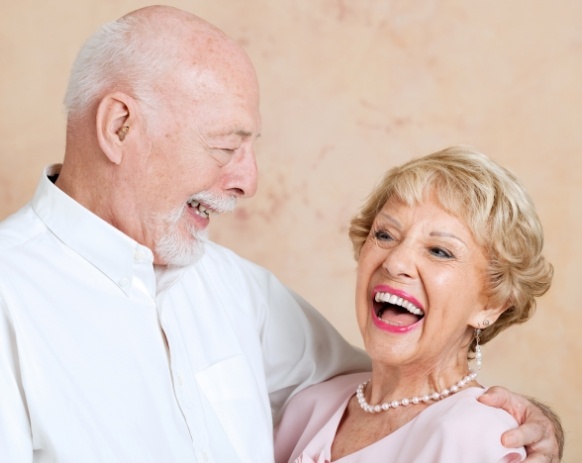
<box><xmin>479</xmin><ymin>386</ymin><xmax>563</xmax><ymax>462</ymax></box>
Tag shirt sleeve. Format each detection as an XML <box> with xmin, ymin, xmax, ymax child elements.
<box><xmin>255</xmin><ymin>270</ymin><xmax>371</xmax><ymax>425</ymax></box>
<box><xmin>0</xmin><ymin>290</ymin><xmax>34</xmax><ymax>462</ymax></box>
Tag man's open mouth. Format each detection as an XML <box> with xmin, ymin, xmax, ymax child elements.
<box><xmin>187</xmin><ymin>200</ymin><xmax>212</xmax><ymax>219</ymax></box>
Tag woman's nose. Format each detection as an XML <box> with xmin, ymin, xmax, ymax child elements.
<box><xmin>381</xmin><ymin>242</ymin><xmax>417</xmax><ymax>279</ymax></box>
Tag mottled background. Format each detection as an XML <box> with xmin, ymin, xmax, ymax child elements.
<box><xmin>1</xmin><ymin>0</ymin><xmax>580</xmax><ymax>460</ymax></box>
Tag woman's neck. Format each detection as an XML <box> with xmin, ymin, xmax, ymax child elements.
<box><xmin>365</xmin><ymin>359</ymin><xmax>480</xmax><ymax>407</ymax></box>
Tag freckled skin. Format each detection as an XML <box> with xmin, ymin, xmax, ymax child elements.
<box><xmin>355</xmin><ymin>194</ymin><xmax>501</xmax><ymax>394</ymax></box>
<box><xmin>57</xmin><ymin>6</ymin><xmax>262</xmax><ymax>264</ymax></box>
<box><xmin>330</xmin><ymin>194</ymin><xmax>506</xmax><ymax>460</ymax></box>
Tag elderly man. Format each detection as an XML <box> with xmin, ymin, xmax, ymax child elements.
<box><xmin>0</xmin><ymin>5</ymin><xmax>562</xmax><ymax>463</ymax></box>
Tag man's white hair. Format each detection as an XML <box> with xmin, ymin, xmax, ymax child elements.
<box><xmin>63</xmin><ymin>15</ymin><xmax>170</xmax><ymax>118</ymax></box>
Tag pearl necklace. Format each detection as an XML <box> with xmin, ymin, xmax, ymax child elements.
<box><xmin>356</xmin><ymin>371</ymin><xmax>478</xmax><ymax>414</ymax></box>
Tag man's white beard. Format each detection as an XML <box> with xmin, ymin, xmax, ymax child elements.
<box><xmin>155</xmin><ymin>210</ymin><xmax>208</xmax><ymax>267</ymax></box>
<box><xmin>154</xmin><ymin>191</ymin><xmax>236</xmax><ymax>267</ymax></box>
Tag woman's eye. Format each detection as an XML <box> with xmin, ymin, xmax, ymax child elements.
<box><xmin>430</xmin><ymin>247</ymin><xmax>453</xmax><ymax>258</ymax></box>
<box><xmin>374</xmin><ymin>230</ymin><xmax>393</xmax><ymax>242</ymax></box>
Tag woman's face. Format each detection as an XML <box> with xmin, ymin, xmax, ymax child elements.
<box><xmin>355</xmin><ymin>193</ymin><xmax>496</xmax><ymax>372</ymax></box>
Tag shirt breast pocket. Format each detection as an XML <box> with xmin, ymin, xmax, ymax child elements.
<box><xmin>196</xmin><ymin>355</ymin><xmax>272</xmax><ymax>463</ymax></box>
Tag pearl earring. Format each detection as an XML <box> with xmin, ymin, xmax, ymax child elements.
<box><xmin>472</xmin><ymin>320</ymin><xmax>489</xmax><ymax>373</ymax></box>
<box><xmin>356</xmin><ymin>320</ymin><xmax>489</xmax><ymax>414</ymax></box>
<box><xmin>472</xmin><ymin>328</ymin><xmax>483</xmax><ymax>372</ymax></box>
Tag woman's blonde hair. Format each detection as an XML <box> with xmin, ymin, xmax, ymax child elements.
<box><xmin>349</xmin><ymin>146</ymin><xmax>553</xmax><ymax>350</ymax></box>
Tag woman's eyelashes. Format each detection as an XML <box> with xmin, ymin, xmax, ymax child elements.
<box><xmin>371</xmin><ymin>226</ymin><xmax>455</xmax><ymax>260</ymax></box>
<box><xmin>429</xmin><ymin>246</ymin><xmax>454</xmax><ymax>259</ymax></box>
<box><xmin>372</xmin><ymin>228</ymin><xmax>395</xmax><ymax>246</ymax></box>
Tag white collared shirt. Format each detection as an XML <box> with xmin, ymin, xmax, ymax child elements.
<box><xmin>0</xmin><ymin>165</ymin><xmax>370</xmax><ymax>463</ymax></box>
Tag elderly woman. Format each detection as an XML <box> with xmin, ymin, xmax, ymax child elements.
<box><xmin>274</xmin><ymin>146</ymin><xmax>554</xmax><ymax>462</ymax></box>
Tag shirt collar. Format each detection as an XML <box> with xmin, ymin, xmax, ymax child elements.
<box><xmin>31</xmin><ymin>164</ymin><xmax>155</xmax><ymax>295</ymax></box>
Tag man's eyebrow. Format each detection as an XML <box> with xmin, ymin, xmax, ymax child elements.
<box><xmin>208</xmin><ymin>129</ymin><xmax>259</xmax><ymax>139</ymax></box>
<box><xmin>235</xmin><ymin>130</ymin><xmax>262</xmax><ymax>139</ymax></box>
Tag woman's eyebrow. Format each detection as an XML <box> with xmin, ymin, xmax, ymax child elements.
<box><xmin>376</xmin><ymin>212</ymin><xmax>402</xmax><ymax>229</ymax></box>
<box><xmin>429</xmin><ymin>231</ymin><xmax>468</xmax><ymax>248</ymax></box>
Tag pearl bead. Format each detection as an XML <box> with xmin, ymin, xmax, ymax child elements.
<box><xmin>356</xmin><ymin>372</ymin><xmax>477</xmax><ymax>415</ymax></box>
<box><xmin>354</xmin><ymin>322</ymin><xmax>489</xmax><ymax>417</ymax></box>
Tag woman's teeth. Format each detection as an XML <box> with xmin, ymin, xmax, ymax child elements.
<box><xmin>374</xmin><ymin>291</ymin><xmax>424</xmax><ymax>316</ymax></box>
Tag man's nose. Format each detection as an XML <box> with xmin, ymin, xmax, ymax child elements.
<box><xmin>224</xmin><ymin>145</ymin><xmax>258</xmax><ymax>198</ymax></box>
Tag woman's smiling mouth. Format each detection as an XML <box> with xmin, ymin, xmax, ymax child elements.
<box><xmin>372</xmin><ymin>290</ymin><xmax>425</xmax><ymax>332</ymax></box>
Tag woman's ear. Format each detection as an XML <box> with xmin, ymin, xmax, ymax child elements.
<box><xmin>96</xmin><ymin>92</ymin><xmax>134</xmax><ymax>165</ymax></box>
<box><xmin>470</xmin><ymin>300</ymin><xmax>510</xmax><ymax>329</ymax></box>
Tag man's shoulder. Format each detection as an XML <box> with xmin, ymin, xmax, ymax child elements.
<box><xmin>195</xmin><ymin>240</ymin><xmax>275</xmax><ymax>281</ymax></box>
<box><xmin>0</xmin><ymin>204</ymin><xmax>44</xmax><ymax>254</ymax></box>
<box><xmin>200</xmin><ymin>240</ymin><xmax>249</xmax><ymax>263</ymax></box>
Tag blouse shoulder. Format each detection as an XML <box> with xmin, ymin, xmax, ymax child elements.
<box><xmin>399</xmin><ymin>387</ymin><xmax>526</xmax><ymax>462</ymax></box>
<box><xmin>274</xmin><ymin>372</ymin><xmax>369</xmax><ymax>463</ymax></box>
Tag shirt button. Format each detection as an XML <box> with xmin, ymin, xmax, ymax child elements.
<box><xmin>134</xmin><ymin>249</ymin><xmax>146</xmax><ymax>261</ymax></box>
<box><xmin>201</xmin><ymin>451</ymin><xmax>209</xmax><ymax>462</ymax></box>
<box><xmin>119</xmin><ymin>277</ymin><xmax>129</xmax><ymax>287</ymax></box>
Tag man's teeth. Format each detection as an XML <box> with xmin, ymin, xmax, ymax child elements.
<box><xmin>374</xmin><ymin>292</ymin><xmax>424</xmax><ymax>316</ymax></box>
<box><xmin>188</xmin><ymin>200</ymin><xmax>211</xmax><ymax>219</ymax></box>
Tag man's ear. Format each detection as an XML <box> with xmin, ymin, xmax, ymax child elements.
<box><xmin>96</xmin><ymin>92</ymin><xmax>134</xmax><ymax>165</ymax></box>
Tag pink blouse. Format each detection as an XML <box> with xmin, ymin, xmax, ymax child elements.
<box><xmin>275</xmin><ymin>372</ymin><xmax>526</xmax><ymax>463</ymax></box>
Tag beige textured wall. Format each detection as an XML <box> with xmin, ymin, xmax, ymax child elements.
<box><xmin>1</xmin><ymin>1</ymin><xmax>580</xmax><ymax>459</ymax></box>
